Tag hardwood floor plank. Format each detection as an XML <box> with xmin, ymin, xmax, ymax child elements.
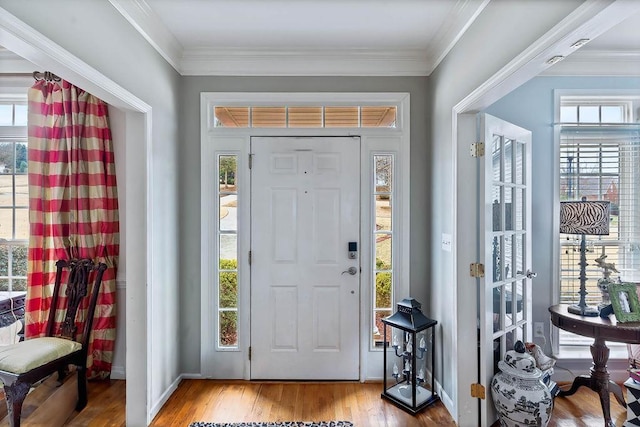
<box><xmin>0</xmin><ymin>378</ymin><xmax>629</xmax><ymax>426</ymax></box>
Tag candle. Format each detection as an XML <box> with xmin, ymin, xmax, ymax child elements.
<box><xmin>393</xmin><ymin>363</ymin><xmax>398</xmax><ymax>375</ymax></box>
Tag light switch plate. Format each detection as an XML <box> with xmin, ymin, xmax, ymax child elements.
<box><xmin>441</xmin><ymin>233</ymin><xmax>452</xmax><ymax>252</ymax></box>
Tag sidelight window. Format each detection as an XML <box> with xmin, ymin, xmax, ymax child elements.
<box><xmin>372</xmin><ymin>154</ymin><xmax>394</xmax><ymax>348</ymax></box>
<box><xmin>217</xmin><ymin>154</ymin><xmax>239</xmax><ymax>348</ymax></box>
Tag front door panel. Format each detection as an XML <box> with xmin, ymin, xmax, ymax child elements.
<box><xmin>251</xmin><ymin>136</ymin><xmax>360</xmax><ymax>380</ymax></box>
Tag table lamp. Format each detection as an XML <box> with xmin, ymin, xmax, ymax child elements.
<box><xmin>559</xmin><ymin>198</ymin><xmax>610</xmax><ymax>317</ymax></box>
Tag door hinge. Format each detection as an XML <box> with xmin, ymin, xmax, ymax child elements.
<box><xmin>470</xmin><ymin>383</ymin><xmax>486</xmax><ymax>399</ymax></box>
<box><xmin>249</xmin><ymin>153</ymin><xmax>253</xmax><ymax>169</ymax></box>
<box><xmin>248</xmin><ymin>250</ymin><xmax>252</xmax><ymax>265</ymax></box>
<box><xmin>470</xmin><ymin>263</ymin><xmax>485</xmax><ymax>278</ymax></box>
<box><xmin>470</xmin><ymin>142</ymin><xmax>485</xmax><ymax>157</ymax></box>
<box><xmin>248</xmin><ymin>346</ymin><xmax>252</xmax><ymax>361</ymax></box>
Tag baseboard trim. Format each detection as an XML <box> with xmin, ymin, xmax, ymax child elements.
<box><xmin>435</xmin><ymin>378</ymin><xmax>455</xmax><ymax>422</ymax></box>
<box><xmin>180</xmin><ymin>373</ymin><xmax>205</xmax><ymax>380</ymax></box>
<box><xmin>110</xmin><ymin>365</ymin><xmax>126</xmax><ymax>380</ymax></box>
<box><xmin>149</xmin><ymin>376</ymin><xmax>182</xmax><ymax>424</ymax></box>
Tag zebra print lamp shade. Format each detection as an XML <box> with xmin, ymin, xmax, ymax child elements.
<box><xmin>560</xmin><ymin>198</ymin><xmax>610</xmax><ymax>316</ymax></box>
<box><xmin>559</xmin><ymin>200</ymin><xmax>610</xmax><ymax>236</ymax></box>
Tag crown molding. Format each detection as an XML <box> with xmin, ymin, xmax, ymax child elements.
<box><xmin>541</xmin><ymin>50</ymin><xmax>640</xmax><ymax>76</ymax></box>
<box><xmin>424</xmin><ymin>0</ymin><xmax>489</xmax><ymax>75</ymax></box>
<box><xmin>108</xmin><ymin>0</ymin><xmax>183</xmax><ymax>73</ymax></box>
<box><xmin>181</xmin><ymin>48</ymin><xmax>429</xmax><ymax>76</ymax></box>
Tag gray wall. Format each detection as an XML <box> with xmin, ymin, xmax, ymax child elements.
<box><xmin>484</xmin><ymin>75</ymin><xmax>640</xmax><ymax>354</ymax></box>
<box><xmin>427</xmin><ymin>0</ymin><xmax>582</xmax><ymax>421</ymax></box>
<box><xmin>178</xmin><ymin>76</ymin><xmax>429</xmax><ymax>373</ymax></box>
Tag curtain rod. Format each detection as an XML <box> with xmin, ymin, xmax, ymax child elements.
<box><xmin>33</xmin><ymin>71</ymin><xmax>61</xmax><ymax>82</ymax></box>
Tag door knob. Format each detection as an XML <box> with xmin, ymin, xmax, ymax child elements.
<box><xmin>517</xmin><ymin>269</ymin><xmax>537</xmax><ymax>279</ymax></box>
<box><xmin>342</xmin><ymin>267</ymin><xmax>358</xmax><ymax>275</ymax></box>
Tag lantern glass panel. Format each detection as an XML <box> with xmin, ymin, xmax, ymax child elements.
<box><xmin>381</xmin><ymin>299</ymin><xmax>439</xmax><ymax>414</ymax></box>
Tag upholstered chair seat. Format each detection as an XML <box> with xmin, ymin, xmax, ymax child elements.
<box><xmin>0</xmin><ymin>337</ymin><xmax>82</xmax><ymax>375</ymax></box>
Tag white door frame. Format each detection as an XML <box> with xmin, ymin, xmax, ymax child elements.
<box><xmin>200</xmin><ymin>92</ymin><xmax>410</xmax><ymax>381</ymax></box>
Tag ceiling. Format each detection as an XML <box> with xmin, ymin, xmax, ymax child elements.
<box><xmin>542</xmin><ymin>6</ymin><xmax>640</xmax><ymax>76</ymax></box>
<box><xmin>110</xmin><ymin>0</ymin><xmax>489</xmax><ymax>76</ymax></box>
<box><xmin>2</xmin><ymin>1</ymin><xmax>639</xmax><ymax>77</ymax></box>
<box><xmin>109</xmin><ymin>0</ymin><xmax>640</xmax><ymax>76</ymax></box>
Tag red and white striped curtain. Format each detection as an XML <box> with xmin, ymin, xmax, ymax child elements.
<box><xmin>27</xmin><ymin>78</ymin><xmax>119</xmax><ymax>379</ymax></box>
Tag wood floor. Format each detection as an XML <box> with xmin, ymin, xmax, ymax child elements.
<box><xmin>4</xmin><ymin>379</ymin><xmax>631</xmax><ymax>426</ymax></box>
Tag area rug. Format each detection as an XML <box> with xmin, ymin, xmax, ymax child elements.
<box><xmin>189</xmin><ymin>422</ymin><xmax>353</xmax><ymax>427</ymax></box>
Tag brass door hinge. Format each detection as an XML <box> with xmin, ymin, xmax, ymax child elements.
<box><xmin>471</xmin><ymin>383</ymin><xmax>485</xmax><ymax>399</ymax></box>
<box><xmin>470</xmin><ymin>142</ymin><xmax>485</xmax><ymax>157</ymax></box>
<box><xmin>470</xmin><ymin>263</ymin><xmax>485</xmax><ymax>278</ymax></box>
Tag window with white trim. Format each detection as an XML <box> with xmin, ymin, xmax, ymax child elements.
<box><xmin>559</xmin><ymin>96</ymin><xmax>640</xmax><ymax>346</ymax></box>
<box><xmin>0</xmin><ymin>99</ymin><xmax>28</xmax><ymax>292</ymax></box>
<box><xmin>213</xmin><ymin>105</ymin><xmax>397</xmax><ymax>128</ymax></box>
<box><xmin>217</xmin><ymin>154</ymin><xmax>238</xmax><ymax>348</ymax></box>
<box><xmin>372</xmin><ymin>154</ymin><xmax>394</xmax><ymax>348</ymax></box>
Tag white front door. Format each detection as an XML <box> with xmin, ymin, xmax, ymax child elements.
<box><xmin>250</xmin><ymin>136</ymin><xmax>360</xmax><ymax>380</ymax></box>
<box><xmin>479</xmin><ymin>114</ymin><xmax>533</xmax><ymax>425</ymax></box>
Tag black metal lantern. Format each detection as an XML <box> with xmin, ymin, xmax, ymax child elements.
<box><xmin>381</xmin><ymin>298</ymin><xmax>439</xmax><ymax>414</ymax></box>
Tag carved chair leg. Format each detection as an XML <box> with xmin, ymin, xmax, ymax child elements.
<box><xmin>76</xmin><ymin>366</ymin><xmax>88</xmax><ymax>411</ymax></box>
<box><xmin>56</xmin><ymin>368</ymin><xmax>66</xmax><ymax>383</ymax></box>
<box><xmin>4</xmin><ymin>381</ymin><xmax>31</xmax><ymax>427</ymax></box>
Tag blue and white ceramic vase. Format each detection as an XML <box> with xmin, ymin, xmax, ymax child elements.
<box><xmin>490</xmin><ymin>341</ymin><xmax>553</xmax><ymax>427</ymax></box>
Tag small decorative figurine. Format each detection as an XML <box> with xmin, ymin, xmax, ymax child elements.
<box><xmin>525</xmin><ymin>342</ymin><xmax>556</xmax><ymax>371</ymax></box>
<box><xmin>595</xmin><ymin>252</ymin><xmax>619</xmax><ymax>311</ymax></box>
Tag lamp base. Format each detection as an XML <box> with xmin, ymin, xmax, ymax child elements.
<box><xmin>567</xmin><ymin>304</ymin><xmax>599</xmax><ymax>317</ymax></box>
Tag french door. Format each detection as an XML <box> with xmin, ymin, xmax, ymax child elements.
<box><xmin>479</xmin><ymin>114</ymin><xmax>534</xmax><ymax>424</ymax></box>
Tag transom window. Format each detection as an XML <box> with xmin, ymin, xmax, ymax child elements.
<box><xmin>213</xmin><ymin>105</ymin><xmax>397</xmax><ymax>128</ymax></box>
<box><xmin>560</xmin><ymin>96</ymin><xmax>632</xmax><ymax>124</ymax></box>
<box><xmin>0</xmin><ymin>102</ymin><xmax>27</xmax><ymax>127</ymax></box>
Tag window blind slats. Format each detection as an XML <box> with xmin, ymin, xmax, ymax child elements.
<box><xmin>560</xmin><ymin>126</ymin><xmax>640</xmax><ymax>306</ymax></box>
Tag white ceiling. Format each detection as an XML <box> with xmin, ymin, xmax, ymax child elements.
<box><xmin>2</xmin><ymin>1</ymin><xmax>639</xmax><ymax>77</ymax></box>
<box><xmin>110</xmin><ymin>0</ymin><xmax>489</xmax><ymax>76</ymax></box>
<box><xmin>542</xmin><ymin>7</ymin><xmax>640</xmax><ymax>76</ymax></box>
<box><xmin>110</xmin><ymin>0</ymin><xmax>640</xmax><ymax>76</ymax></box>
<box><xmin>147</xmin><ymin>0</ymin><xmax>460</xmax><ymax>50</ymax></box>
<box><xmin>582</xmin><ymin>8</ymin><xmax>640</xmax><ymax>51</ymax></box>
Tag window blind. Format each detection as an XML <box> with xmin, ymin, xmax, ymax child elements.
<box><xmin>559</xmin><ymin>126</ymin><xmax>640</xmax><ymax>309</ymax></box>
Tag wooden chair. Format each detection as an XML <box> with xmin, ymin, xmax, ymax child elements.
<box><xmin>0</xmin><ymin>259</ymin><xmax>107</xmax><ymax>427</ymax></box>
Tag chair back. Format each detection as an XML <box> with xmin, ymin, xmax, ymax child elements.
<box><xmin>45</xmin><ymin>259</ymin><xmax>107</xmax><ymax>353</ymax></box>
